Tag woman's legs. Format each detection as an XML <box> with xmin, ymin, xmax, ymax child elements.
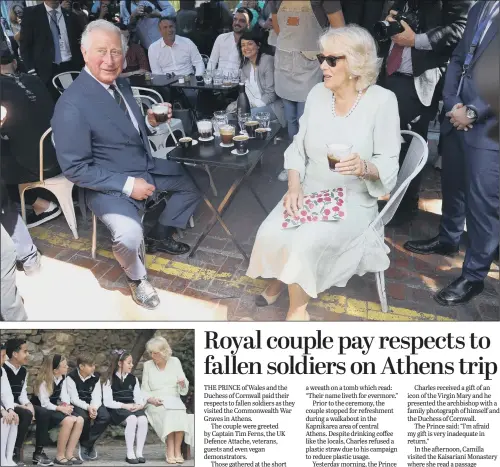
<box><xmin>135</xmin><ymin>416</ymin><xmax>148</xmax><ymax>459</ymax></box>
<box><xmin>173</xmin><ymin>431</ymin><xmax>184</xmax><ymax>458</ymax></box>
<box><xmin>65</xmin><ymin>416</ymin><xmax>84</xmax><ymax>460</ymax></box>
<box><xmin>166</xmin><ymin>433</ymin><xmax>175</xmax><ymax>460</ymax></box>
<box><xmin>265</xmin><ymin>279</ymin><xmax>285</xmax><ymax>296</ymax></box>
<box><xmin>124</xmin><ymin>415</ymin><xmax>138</xmax><ymax>459</ymax></box>
<box><xmin>56</xmin><ymin>416</ymin><xmax>76</xmax><ymax>460</ymax></box>
<box><xmin>282</xmin><ymin>99</ymin><xmax>301</xmax><ymax>140</ymax></box>
<box><xmin>287</xmin><ymin>283</ymin><xmax>311</xmax><ymax>321</ymax></box>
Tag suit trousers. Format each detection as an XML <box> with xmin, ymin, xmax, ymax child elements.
<box><xmin>14</xmin><ymin>405</ymin><xmax>51</xmax><ymax>449</ymax></box>
<box><xmin>438</xmin><ymin>129</ymin><xmax>499</xmax><ymax>281</ymax></box>
<box><xmin>382</xmin><ymin>73</ymin><xmax>436</xmax><ymax>208</ymax></box>
<box><xmin>87</xmin><ymin>171</ymin><xmax>201</xmax><ymax>280</ymax></box>
<box><xmin>72</xmin><ymin>406</ymin><xmax>111</xmax><ymax>449</ymax></box>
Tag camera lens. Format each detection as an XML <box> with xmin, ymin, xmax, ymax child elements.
<box><xmin>374</xmin><ymin>20</ymin><xmax>390</xmax><ymax>41</ymax></box>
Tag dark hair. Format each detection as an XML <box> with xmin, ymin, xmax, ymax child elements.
<box><xmin>238</xmin><ymin>30</ymin><xmax>263</xmax><ymax>66</ymax></box>
<box><xmin>6</xmin><ymin>339</ymin><xmax>26</xmax><ymax>359</ymax></box>
<box><xmin>77</xmin><ymin>352</ymin><xmax>95</xmax><ymax>368</ymax></box>
<box><xmin>101</xmin><ymin>350</ymin><xmax>132</xmax><ymax>383</ymax></box>
<box><xmin>235</xmin><ymin>7</ymin><xmax>253</xmax><ymax>25</ymax></box>
<box><xmin>159</xmin><ymin>15</ymin><xmax>176</xmax><ymax>26</ymax></box>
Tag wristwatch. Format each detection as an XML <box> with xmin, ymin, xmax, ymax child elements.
<box><xmin>465</xmin><ymin>106</ymin><xmax>478</xmax><ymax>121</ymax></box>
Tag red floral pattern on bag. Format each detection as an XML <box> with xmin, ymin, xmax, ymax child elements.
<box><xmin>281</xmin><ymin>188</ymin><xmax>346</xmax><ymax>229</ymax></box>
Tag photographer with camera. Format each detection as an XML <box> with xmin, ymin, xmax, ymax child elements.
<box><xmin>89</xmin><ymin>0</ymin><xmax>120</xmax><ymax>23</ymax></box>
<box><xmin>376</xmin><ymin>0</ymin><xmax>473</xmax><ymax>226</ymax></box>
<box><xmin>121</xmin><ymin>0</ymin><xmax>176</xmax><ymax>49</ymax></box>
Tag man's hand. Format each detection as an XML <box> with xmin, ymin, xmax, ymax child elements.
<box><xmin>147</xmin><ymin>103</ymin><xmax>172</xmax><ymax>127</ymax></box>
<box><xmin>1</xmin><ymin>105</ymin><xmax>7</xmax><ymax>127</ymax></box>
<box><xmin>386</xmin><ymin>10</ymin><xmax>416</xmax><ymax>47</ymax></box>
<box><xmin>61</xmin><ymin>0</ymin><xmax>71</xmax><ymax>10</ymax></box>
<box><xmin>130</xmin><ymin>178</ymin><xmax>155</xmax><ymax>201</ymax></box>
<box><xmin>446</xmin><ymin>103</ymin><xmax>474</xmax><ymax>131</ymax></box>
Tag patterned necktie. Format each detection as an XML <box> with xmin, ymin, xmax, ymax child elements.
<box><xmin>386</xmin><ymin>44</ymin><xmax>405</xmax><ymax>76</ymax></box>
<box><xmin>48</xmin><ymin>10</ymin><xmax>62</xmax><ymax>65</ymax></box>
<box><xmin>109</xmin><ymin>84</ymin><xmax>133</xmax><ymax>123</ymax></box>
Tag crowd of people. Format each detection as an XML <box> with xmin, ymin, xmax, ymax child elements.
<box><xmin>1</xmin><ymin>336</ymin><xmax>192</xmax><ymax>465</ymax></box>
<box><xmin>0</xmin><ymin>0</ymin><xmax>498</xmax><ymax>320</ymax></box>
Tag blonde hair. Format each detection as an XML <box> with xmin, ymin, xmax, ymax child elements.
<box><xmin>34</xmin><ymin>355</ymin><xmax>66</xmax><ymax>397</ymax></box>
<box><xmin>319</xmin><ymin>24</ymin><xmax>382</xmax><ymax>91</ymax></box>
<box><xmin>146</xmin><ymin>336</ymin><xmax>172</xmax><ymax>361</ymax></box>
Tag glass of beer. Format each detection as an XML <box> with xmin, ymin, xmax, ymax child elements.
<box><xmin>326</xmin><ymin>143</ymin><xmax>353</xmax><ymax>171</ymax></box>
<box><xmin>152</xmin><ymin>104</ymin><xmax>169</xmax><ymax>123</ymax></box>
<box><xmin>197</xmin><ymin>120</ymin><xmax>213</xmax><ymax>140</ymax></box>
<box><xmin>219</xmin><ymin>124</ymin><xmax>235</xmax><ymax>146</ymax></box>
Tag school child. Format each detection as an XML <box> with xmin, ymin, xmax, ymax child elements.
<box><xmin>63</xmin><ymin>352</ymin><xmax>111</xmax><ymax>462</ymax></box>
<box><xmin>102</xmin><ymin>350</ymin><xmax>149</xmax><ymax>465</ymax></box>
<box><xmin>1</xmin><ymin>343</ymin><xmax>19</xmax><ymax>466</ymax></box>
<box><xmin>33</xmin><ymin>355</ymin><xmax>84</xmax><ymax>465</ymax></box>
<box><xmin>3</xmin><ymin>339</ymin><xmax>53</xmax><ymax>466</ymax></box>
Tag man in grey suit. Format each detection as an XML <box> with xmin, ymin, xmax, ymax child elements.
<box><xmin>52</xmin><ymin>20</ymin><xmax>201</xmax><ymax>310</ymax></box>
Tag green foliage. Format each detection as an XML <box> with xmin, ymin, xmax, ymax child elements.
<box><xmin>172</xmin><ymin>330</ymin><xmax>195</xmax><ymax>414</ymax></box>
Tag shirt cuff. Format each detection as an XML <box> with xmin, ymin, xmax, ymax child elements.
<box><xmin>123</xmin><ymin>176</ymin><xmax>135</xmax><ymax>197</ymax></box>
<box><xmin>414</xmin><ymin>33</ymin><xmax>432</xmax><ymax>50</ymax></box>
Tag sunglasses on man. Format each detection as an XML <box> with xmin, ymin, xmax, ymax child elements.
<box><xmin>316</xmin><ymin>54</ymin><xmax>346</xmax><ymax>67</ymax></box>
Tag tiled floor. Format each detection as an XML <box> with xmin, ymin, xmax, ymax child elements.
<box><xmin>24</xmin><ymin>139</ymin><xmax>499</xmax><ymax>321</ymax></box>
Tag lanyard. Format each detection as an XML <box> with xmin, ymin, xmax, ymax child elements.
<box><xmin>48</xmin><ymin>10</ymin><xmax>61</xmax><ymax>36</ymax></box>
<box><xmin>462</xmin><ymin>2</ymin><xmax>499</xmax><ymax>75</ymax></box>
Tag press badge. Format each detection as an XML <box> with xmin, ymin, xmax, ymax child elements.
<box><xmin>59</xmin><ymin>37</ymin><xmax>68</xmax><ymax>54</ymax></box>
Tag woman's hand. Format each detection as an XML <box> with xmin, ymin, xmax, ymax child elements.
<box><xmin>177</xmin><ymin>379</ymin><xmax>186</xmax><ymax>389</ymax></box>
<box><xmin>57</xmin><ymin>405</ymin><xmax>73</xmax><ymax>416</ymax></box>
<box><xmin>122</xmin><ymin>403</ymin><xmax>135</xmax><ymax>411</ymax></box>
<box><xmin>335</xmin><ymin>153</ymin><xmax>363</xmax><ymax>176</ymax></box>
<box><xmin>147</xmin><ymin>397</ymin><xmax>163</xmax><ymax>407</ymax></box>
<box><xmin>283</xmin><ymin>184</ymin><xmax>304</xmax><ymax>217</ymax></box>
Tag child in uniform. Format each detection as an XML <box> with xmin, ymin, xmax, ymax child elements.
<box><xmin>1</xmin><ymin>343</ymin><xmax>19</xmax><ymax>466</ymax></box>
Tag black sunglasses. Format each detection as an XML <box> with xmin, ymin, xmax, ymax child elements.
<box><xmin>316</xmin><ymin>54</ymin><xmax>346</xmax><ymax>67</ymax></box>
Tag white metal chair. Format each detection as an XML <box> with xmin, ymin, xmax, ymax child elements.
<box><xmin>369</xmin><ymin>130</ymin><xmax>429</xmax><ymax>313</ymax></box>
<box><xmin>19</xmin><ymin>128</ymin><xmax>79</xmax><ymax>239</ymax></box>
<box><xmin>52</xmin><ymin>71</ymin><xmax>81</xmax><ymax>95</ymax></box>
<box><xmin>131</xmin><ymin>86</ymin><xmax>186</xmax><ymax>136</ymax></box>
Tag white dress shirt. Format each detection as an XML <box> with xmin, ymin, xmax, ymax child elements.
<box><xmin>480</xmin><ymin>1</ymin><xmax>499</xmax><ymax>43</ymax></box>
<box><xmin>44</xmin><ymin>3</ymin><xmax>72</xmax><ymax>63</ymax></box>
<box><xmin>102</xmin><ymin>372</ymin><xmax>145</xmax><ymax>409</ymax></box>
<box><xmin>4</xmin><ymin>361</ymin><xmax>29</xmax><ymax>406</ymax></box>
<box><xmin>38</xmin><ymin>376</ymin><xmax>70</xmax><ymax>411</ymax></box>
<box><xmin>84</xmin><ymin>66</ymin><xmax>155</xmax><ymax>197</ymax></box>
<box><xmin>148</xmin><ymin>36</ymin><xmax>205</xmax><ymax>76</ymax></box>
<box><xmin>63</xmin><ymin>372</ymin><xmax>102</xmax><ymax>411</ymax></box>
<box><xmin>209</xmin><ymin>32</ymin><xmax>241</xmax><ymax>73</ymax></box>
<box><xmin>1</xmin><ymin>369</ymin><xmax>15</xmax><ymax>411</ymax></box>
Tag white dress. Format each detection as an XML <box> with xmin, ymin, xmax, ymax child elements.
<box><xmin>246</xmin><ymin>83</ymin><xmax>401</xmax><ymax>298</ymax></box>
<box><xmin>141</xmin><ymin>358</ymin><xmax>192</xmax><ymax>445</ymax></box>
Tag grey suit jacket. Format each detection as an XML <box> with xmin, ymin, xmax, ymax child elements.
<box><xmin>240</xmin><ymin>54</ymin><xmax>286</xmax><ymax>127</ymax></box>
<box><xmin>51</xmin><ymin>70</ymin><xmax>183</xmax><ymax>200</ymax></box>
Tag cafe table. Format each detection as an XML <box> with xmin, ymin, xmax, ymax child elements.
<box><xmin>167</xmin><ymin>122</ymin><xmax>280</xmax><ymax>262</ymax></box>
<box><xmin>171</xmin><ymin>76</ymin><xmax>238</xmax><ymax>121</ymax></box>
<box><xmin>128</xmin><ymin>73</ymin><xmax>179</xmax><ymax>101</ymax></box>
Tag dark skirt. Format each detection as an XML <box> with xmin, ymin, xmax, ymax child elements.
<box><xmin>108</xmin><ymin>408</ymin><xmax>147</xmax><ymax>426</ymax></box>
<box><xmin>48</xmin><ymin>410</ymin><xmax>68</xmax><ymax>430</ymax></box>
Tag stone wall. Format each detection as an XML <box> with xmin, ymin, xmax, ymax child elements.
<box><xmin>1</xmin><ymin>329</ymin><xmax>194</xmax><ymax>397</ymax></box>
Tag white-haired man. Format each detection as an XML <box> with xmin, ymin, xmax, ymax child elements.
<box><xmin>51</xmin><ymin>20</ymin><xmax>201</xmax><ymax>310</ymax></box>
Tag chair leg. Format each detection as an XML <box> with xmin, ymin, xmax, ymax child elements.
<box><xmin>204</xmin><ymin>164</ymin><xmax>218</xmax><ymax>197</ymax></box>
<box><xmin>375</xmin><ymin>271</ymin><xmax>389</xmax><ymax>313</ymax></box>
<box><xmin>19</xmin><ymin>186</ymin><xmax>29</xmax><ymax>224</ymax></box>
<box><xmin>92</xmin><ymin>214</ymin><xmax>97</xmax><ymax>260</ymax></box>
<box><xmin>47</xmin><ymin>183</ymin><xmax>79</xmax><ymax>239</ymax></box>
<box><xmin>78</xmin><ymin>187</ymin><xmax>87</xmax><ymax>224</ymax></box>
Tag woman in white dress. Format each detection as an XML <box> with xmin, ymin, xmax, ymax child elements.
<box><xmin>141</xmin><ymin>337</ymin><xmax>191</xmax><ymax>465</ymax></box>
<box><xmin>246</xmin><ymin>24</ymin><xmax>401</xmax><ymax>320</ymax></box>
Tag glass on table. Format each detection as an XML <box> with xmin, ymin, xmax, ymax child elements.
<box><xmin>237</xmin><ymin>112</ymin><xmax>251</xmax><ymax>134</ymax></box>
<box><xmin>197</xmin><ymin>119</ymin><xmax>213</xmax><ymax>141</ymax></box>
<box><xmin>213</xmin><ymin>70</ymin><xmax>223</xmax><ymax>86</ymax></box>
<box><xmin>230</xmin><ymin>70</ymin><xmax>240</xmax><ymax>84</ymax></box>
<box><xmin>222</xmin><ymin>72</ymin><xmax>232</xmax><ymax>87</ymax></box>
<box><xmin>203</xmin><ymin>71</ymin><xmax>213</xmax><ymax>85</ymax></box>
<box><xmin>255</xmin><ymin>111</ymin><xmax>271</xmax><ymax>129</ymax></box>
